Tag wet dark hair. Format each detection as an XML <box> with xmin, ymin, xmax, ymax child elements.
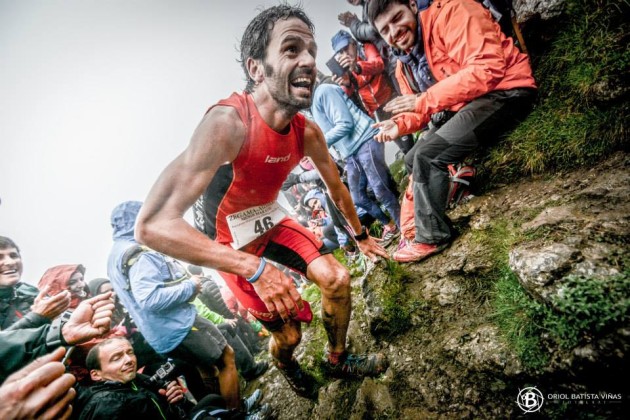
<box><xmin>0</xmin><ymin>236</ymin><xmax>19</xmax><ymax>254</ymax></box>
<box><xmin>367</xmin><ymin>0</ymin><xmax>411</xmax><ymax>25</ymax></box>
<box><xmin>239</xmin><ymin>3</ymin><xmax>315</xmax><ymax>93</ymax></box>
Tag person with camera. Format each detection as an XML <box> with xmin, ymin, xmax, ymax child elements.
<box><xmin>74</xmin><ymin>337</ymin><xmax>183</xmax><ymax>419</ymax></box>
<box><xmin>75</xmin><ymin>337</ymin><xmax>267</xmax><ymax>420</ymax></box>
<box><xmin>329</xmin><ymin>30</ymin><xmax>414</xmax><ymax>156</ymax></box>
<box><xmin>368</xmin><ymin>0</ymin><xmax>537</xmax><ymax>262</ymax></box>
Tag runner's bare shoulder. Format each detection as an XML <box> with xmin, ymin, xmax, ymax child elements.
<box><xmin>192</xmin><ymin>105</ymin><xmax>246</xmax><ymax>158</ymax></box>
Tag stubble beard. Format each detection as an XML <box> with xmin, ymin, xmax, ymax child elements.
<box><xmin>264</xmin><ymin>63</ymin><xmax>312</xmax><ymax>114</ymax></box>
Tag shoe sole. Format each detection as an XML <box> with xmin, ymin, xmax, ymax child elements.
<box><xmin>393</xmin><ymin>243</ymin><xmax>448</xmax><ymax>263</ymax></box>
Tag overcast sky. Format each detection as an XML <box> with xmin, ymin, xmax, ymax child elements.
<box><xmin>0</xmin><ymin>0</ymin><xmax>361</xmax><ymax>284</ymax></box>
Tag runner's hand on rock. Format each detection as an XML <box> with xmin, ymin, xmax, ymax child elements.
<box><xmin>356</xmin><ymin>236</ymin><xmax>390</xmax><ymax>262</ymax></box>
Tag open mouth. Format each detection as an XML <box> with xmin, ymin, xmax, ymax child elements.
<box><xmin>291</xmin><ymin>76</ymin><xmax>313</xmax><ymax>94</ymax></box>
<box><xmin>395</xmin><ymin>31</ymin><xmax>409</xmax><ymax>47</ymax></box>
<box><xmin>73</xmin><ymin>289</ymin><xmax>87</xmax><ymax>298</ymax></box>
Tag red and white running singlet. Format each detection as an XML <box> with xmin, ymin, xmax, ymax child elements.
<box><xmin>197</xmin><ymin>92</ymin><xmax>305</xmax><ymax>249</ymax></box>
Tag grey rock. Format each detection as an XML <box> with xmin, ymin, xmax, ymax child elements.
<box><xmin>513</xmin><ymin>0</ymin><xmax>566</xmax><ymax>22</ymax></box>
<box><xmin>522</xmin><ymin>206</ymin><xmax>576</xmax><ymax>231</ymax></box>
<box><xmin>509</xmin><ymin>243</ymin><xmax>580</xmax><ymax>293</ymax></box>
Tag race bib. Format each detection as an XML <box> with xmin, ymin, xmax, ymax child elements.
<box><xmin>227</xmin><ymin>201</ymin><xmax>287</xmax><ymax>249</ymax></box>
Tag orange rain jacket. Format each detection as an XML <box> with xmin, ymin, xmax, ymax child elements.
<box><xmin>392</xmin><ymin>0</ymin><xmax>536</xmax><ymax>135</ymax></box>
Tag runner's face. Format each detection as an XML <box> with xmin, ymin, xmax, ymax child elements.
<box><xmin>262</xmin><ymin>18</ymin><xmax>317</xmax><ymax>113</ymax></box>
<box><xmin>0</xmin><ymin>247</ymin><xmax>22</xmax><ymax>287</ymax></box>
<box><xmin>373</xmin><ymin>2</ymin><xmax>418</xmax><ymax>52</ymax></box>
<box><xmin>93</xmin><ymin>340</ymin><xmax>137</xmax><ymax>383</ymax></box>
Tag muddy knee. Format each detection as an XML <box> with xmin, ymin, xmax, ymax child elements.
<box><xmin>318</xmin><ymin>265</ymin><xmax>351</xmax><ymax>300</ymax></box>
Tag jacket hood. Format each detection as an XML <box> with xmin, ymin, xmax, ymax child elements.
<box><xmin>38</xmin><ymin>264</ymin><xmax>88</xmax><ymax>309</ymax></box>
<box><xmin>111</xmin><ymin>201</ymin><xmax>142</xmax><ymax>240</ymax></box>
<box><xmin>88</xmin><ymin>277</ymin><xmax>111</xmax><ymax>296</ymax></box>
<box><xmin>302</xmin><ymin>188</ymin><xmax>325</xmax><ymax>208</ymax></box>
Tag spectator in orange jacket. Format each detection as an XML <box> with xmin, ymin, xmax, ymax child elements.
<box><xmin>368</xmin><ymin>0</ymin><xmax>536</xmax><ymax>263</ymax></box>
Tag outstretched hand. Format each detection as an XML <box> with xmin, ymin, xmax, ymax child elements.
<box><xmin>338</xmin><ymin>11</ymin><xmax>358</xmax><ymax>27</ymax></box>
<box><xmin>0</xmin><ymin>347</ymin><xmax>76</xmax><ymax>420</ymax></box>
<box><xmin>383</xmin><ymin>94</ymin><xmax>417</xmax><ymax>114</ymax></box>
<box><xmin>252</xmin><ymin>262</ymin><xmax>304</xmax><ymax>323</ymax></box>
<box><xmin>372</xmin><ymin>119</ymin><xmax>400</xmax><ymax>142</ymax></box>
<box><xmin>31</xmin><ymin>286</ymin><xmax>71</xmax><ymax>320</ymax></box>
<box><xmin>62</xmin><ymin>292</ymin><xmax>115</xmax><ymax>345</ymax></box>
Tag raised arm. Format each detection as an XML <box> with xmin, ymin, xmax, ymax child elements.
<box><xmin>135</xmin><ymin>106</ymin><xmax>261</xmax><ymax>279</ymax></box>
<box><xmin>303</xmin><ymin>119</ymin><xmax>388</xmax><ymax>262</ymax></box>
<box><xmin>136</xmin><ymin>106</ymin><xmax>304</xmax><ymax>322</ymax></box>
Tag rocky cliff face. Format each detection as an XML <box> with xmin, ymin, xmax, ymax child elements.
<box><xmin>248</xmin><ymin>152</ymin><xmax>628</xmax><ymax>419</ymax></box>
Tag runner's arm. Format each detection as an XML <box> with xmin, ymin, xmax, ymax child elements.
<box><xmin>136</xmin><ymin>106</ymin><xmax>303</xmax><ymax>321</ymax></box>
<box><xmin>303</xmin><ymin>120</ymin><xmax>389</xmax><ymax>261</ymax></box>
<box><xmin>135</xmin><ymin>106</ymin><xmax>262</xmax><ymax>279</ymax></box>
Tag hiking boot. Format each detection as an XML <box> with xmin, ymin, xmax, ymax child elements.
<box><xmin>241</xmin><ymin>389</ymin><xmax>262</xmax><ymax>413</ymax></box>
<box><xmin>380</xmin><ymin>224</ymin><xmax>400</xmax><ymax>247</ymax></box>
<box><xmin>324</xmin><ymin>351</ymin><xmax>389</xmax><ymax>378</ymax></box>
<box><xmin>393</xmin><ymin>241</ymin><xmax>448</xmax><ymax>263</ymax></box>
<box><xmin>245</xmin><ymin>403</ymin><xmax>272</xmax><ymax>420</ymax></box>
<box><xmin>275</xmin><ymin>359</ymin><xmax>319</xmax><ymax>400</ymax></box>
<box><xmin>242</xmin><ymin>361</ymin><xmax>269</xmax><ymax>382</ymax></box>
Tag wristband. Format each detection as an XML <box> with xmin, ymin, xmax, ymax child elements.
<box><xmin>353</xmin><ymin>226</ymin><xmax>369</xmax><ymax>241</ymax></box>
<box><xmin>246</xmin><ymin>257</ymin><xmax>267</xmax><ymax>284</ymax></box>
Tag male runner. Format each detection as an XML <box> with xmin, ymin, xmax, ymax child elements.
<box><xmin>136</xmin><ymin>5</ymin><xmax>389</xmax><ymax>399</ymax></box>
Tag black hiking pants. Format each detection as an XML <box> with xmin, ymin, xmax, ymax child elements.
<box><xmin>404</xmin><ymin>88</ymin><xmax>536</xmax><ymax>244</ymax></box>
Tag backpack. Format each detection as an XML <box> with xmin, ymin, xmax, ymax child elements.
<box><xmin>447</xmin><ymin>163</ymin><xmax>476</xmax><ymax>209</ymax></box>
<box><xmin>476</xmin><ymin>0</ymin><xmax>528</xmax><ymax>53</ymax></box>
<box><xmin>120</xmin><ymin>244</ymin><xmax>190</xmax><ymax>290</ymax></box>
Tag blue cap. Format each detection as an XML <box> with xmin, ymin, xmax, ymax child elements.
<box><xmin>331</xmin><ymin>30</ymin><xmax>353</xmax><ymax>54</ymax></box>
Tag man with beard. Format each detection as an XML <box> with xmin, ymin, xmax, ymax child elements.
<box><xmin>368</xmin><ymin>0</ymin><xmax>536</xmax><ymax>262</ymax></box>
<box><xmin>135</xmin><ymin>5</ymin><xmax>389</xmax><ymax>400</ymax></box>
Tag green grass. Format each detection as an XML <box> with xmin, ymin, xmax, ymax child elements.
<box><xmin>482</xmin><ymin>0</ymin><xmax>629</xmax><ymax>184</ymax></box>
<box><xmin>471</xmin><ymin>216</ymin><xmax>630</xmax><ymax>371</ymax></box>
<box><xmin>373</xmin><ymin>260</ymin><xmax>418</xmax><ymax>337</ymax></box>
<box><xmin>544</xmin><ymin>272</ymin><xmax>630</xmax><ymax>349</ymax></box>
<box><xmin>492</xmin><ymin>271</ymin><xmax>550</xmax><ymax>370</ymax></box>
